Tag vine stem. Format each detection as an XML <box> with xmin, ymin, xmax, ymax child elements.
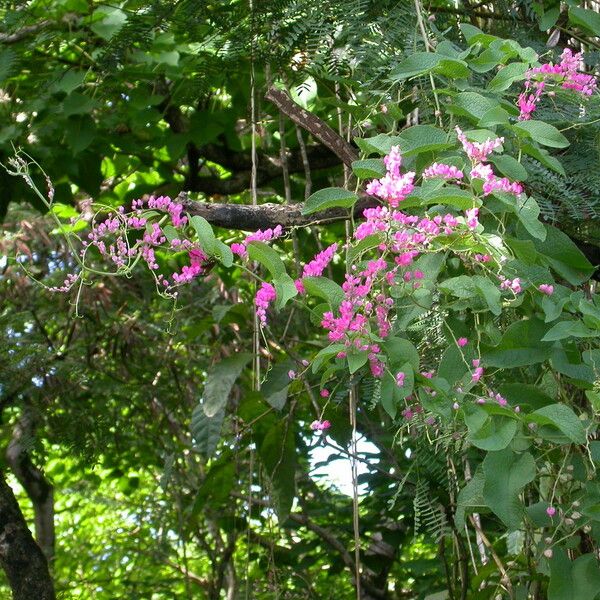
<box><xmin>413</xmin><ymin>0</ymin><xmax>443</xmax><ymax>126</ymax></box>
<box><xmin>349</xmin><ymin>384</ymin><xmax>361</xmax><ymax>600</ymax></box>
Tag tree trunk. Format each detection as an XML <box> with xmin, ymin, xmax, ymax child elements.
<box><xmin>6</xmin><ymin>410</ymin><xmax>55</xmax><ymax>562</ymax></box>
<box><xmin>0</xmin><ymin>469</ymin><xmax>55</xmax><ymax>600</ymax></box>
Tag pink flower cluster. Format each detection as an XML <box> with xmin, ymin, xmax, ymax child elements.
<box><xmin>471</xmin><ymin>359</ymin><xmax>484</xmax><ymax>383</ymax></box>
<box><xmin>78</xmin><ymin>195</ymin><xmax>216</xmax><ymax>291</ymax></box>
<box><xmin>539</xmin><ymin>284</ymin><xmax>554</xmax><ymax>295</ymax></box>
<box><xmin>456</xmin><ymin>127</ymin><xmax>504</xmax><ymax>162</ymax></box>
<box><xmin>255</xmin><ymin>282</ymin><xmax>276</xmax><ymax>326</ymax></box>
<box><xmin>365</xmin><ymin>146</ymin><xmax>416</xmax><ymax>207</ymax></box>
<box><xmin>231</xmin><ymin>225</ymin><xmax>284</xmax><ymax>258</ymax></box>
<box><xmin>457</xmin><ymin>127</ymin><xmax>522</xmax><ymax>199</ymax></box>
<box><xmin>518</xmin><ymin>48</ymin><xmax>597</xmax><ymax>120</ymax></box>
<box><xmin>49</xmin><ymin>272</ymin><xmax>80</xmax><ymax>293</ymax></box>
<box><xmin>422</xmin><ymin>163</ymin><xmax>464</xmax><ymax>180</ymax></box>
<box><xmin>295</xmin><ymin>243</ymin><xmax>338</xmax><ymax>293</ymax></box>
<box><xmin>500</xmin><ymin>276</ymin><xmax>522</xmax><ymax>294</ymax></box>
<box><xmin>310</xmin><ymin>419</ymin><xmax>331</xmax><ymax>431</ymax></box>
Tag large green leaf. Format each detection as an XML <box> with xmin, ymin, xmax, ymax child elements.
<box><xmin>247</xmin><ymin>241</ymin><xmax>286</xmax><ymax>278</ymax></box>
<box><xmin>512</xmin><ymin>120</ymin><xmax>569</xmax><ymax>148</ymax></box>
<box><xmin>397</xmin><ymin>125</ymin><xmax>453</xmax><ymax>156</ymax></box>
<box><xmin>190</xmin><ymin>215</ymin><xmax>217</xmax><ymax>254</ymax></box>
<box><xmin>302</xmin><ymin>276</ymin><xmax>344</xmax><ymax>309</ymax></box>
<box><xmin>191</xmin><ymin>405</ymin><xmax>225</xmax><ymax>458</ymax></box>
<box><xmin>483</xmin><ymin>319</ymin><xmax>553</xmax><ymax>368</ymax></box>
<box><xmin>202</xmin><ymin>353</ymin><xmax>253</xmax><ymax>417</ymax></box>
<box><xmin>302</xmin><ymin>187</ymin><xmax>357</xmax><ymax>215</ymax></box>
<box><xmin>483</xmin><ymin>448</ymin><xmax>536</xmax><ymax>529</ymax></box>
<box><xmin>258</xmin><ymin>421</ymin><xmax>296</xmax><ymax>521</ymax></box>
<box><xmin>549</xmin><ymin>549</ymin><xmax>600</xmax><ymax>600</ymax></box>
<box><xmin>455</xmin><ymin>469</ymin><xmax>487</xmax><ymax>529</ymax></box>
<box><xmin>529</xmin><ymin>404</ymin><xmax>587</xmax><ymax>445</ymax></box>
<box><xmin>568</xmin><ymin>6</ymin><xmax>600</xmax><ymax>37</ymax></box>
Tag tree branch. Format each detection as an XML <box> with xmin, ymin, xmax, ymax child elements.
<box><xmin>265</xmin><ymin>87</ymin><xmax>359</xmax><ymax>167</ymax></box>
<box><xmin>176</xmin><ymin>192</ymin><xmax>378</xmax><ymax>231</ymax></box>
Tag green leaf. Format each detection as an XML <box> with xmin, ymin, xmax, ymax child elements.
<box><xmin>214</xmin><ymin>240</ymin><xmax>234</xmax><ymax>267</ymax></box>
<box><xmin>522</xmin><ymin>143</ymin><xmax>565</xmax><ymax>176</ymax></box>
<box><xmin>478</xmin><ymin>106</ymin><xmax>511</xmax><ymax>127</ymax></box>
<box><xmin>468</xmin><ymin>415</ymin><xmax>518</xmax><ymax>451</ymax></box>
<box><xmin>487</xmin><ymin>62</ymin><xmax>529</xmax><ymax>91</ymax></box>
<box><xmin>247</xmin><ymin>241</ymin><xmax>286</xmax><ymax>278</ymax></box>
<box><xmin>489</xmin><ymin>155</ymin><xmax>528</xmax><ymax>181</ymax></box>
<box><xmin>515</xmin><ymin>196</ymin><xmax>546</xmax><ymax>241</ymax></box>
<box><xmin>455</xmin><ymin>469</ymin><xmax>487</xmax><ymax>529</ymax></box>
<box><xmin>162</xmin><ymin>224</ymin><xmax>179</xmax><ymax>243</ymax></box>
<box><xmin>397</xmin><ymin>125</ymin><xmax>453</xmax><ymax>156</ymax></box>
<box><xmin>312</xmin><ymin>344</ymin><xmax>346</xmax><ymax>373</ymax></box>
<box><xmin>273</xmin><ymin>273</ymin><xmax>298</xmax><ymax>310</ymax></box>
<box><xmin>347</xmin><ymin>351</ymin><xmax>369</xmax><ymax>374</ymax></box>
<box><xmin>262</xmin><ymin>360</ymin><xmax>296</xmax><ymax>410</ymax></box>
<box><xmin>351</xmin><ymin>158</ymin><xmax>386</xmax><ymax>179</ymax></box>
<box><xmin>549</xmin><ymin>549</ymin><xmax>600</xmax><ymax>600</ymax></box>
<box><xmin>524</xmin><ymin>224</ymin><xmax>595</xmax><ymax>285</ymax></box>
<box><xmin>512</xmin><ymin>120</ymin><xmax>569</xmax><ymax>148</ymax></box>
<box><xmin>473</xmin><ymin>275</ymin><xmax>502</xmax><ymax>316</ymax></box>
<box><xmin>405</xmin><ymin>187</ymin><xmax>477</xmax><ymax>210</ymax></box>
<box><xmin>542</xmin><ymin>321</ymin><xmax>597</xmax><ymax>342</ymax></box>
<box><xmin>450</xmin><ymin>92</ymin><xmax>496</xmax><ymax>122</ymax></box>
<box><xmin>62</xmin><ymin>92</ymin><xmax>98</xmax><ymax>116</ymax></box>
<box><xmin>258</xmin><ymin>421</ymin><xmax>296</xmax><ymax>521</ymax></box>
<box><xmin>302</xmin><ymin>187</ymin><xmax>357</xmax><ymax>215</ymax></box>
<box><xmin>90</xmin><ymin>6</ymin><xmax>128</xmax><ymax>40</ymax></box>
<box><xmin>383</xmin><ymin>337</ymin><xmax>420</xmax><ymax>370</ymax></box>
<box><xmin>390</xmin><ymin>52</ymin><xmax>442</xmax><ymax>79</ymax></box>
<box><xmin>483</xmin><ymin>448</ymin><xmax>536</xmax><ymax>530</ymax></box>
<box><xmin>539</xmin><ymin>6</ymin><xmax>560</xmax><ymax>31</ymax></box>
<box><xmin>569</xmin><ymin>6</ymin><xmax>600</xmax><ymax>37</ymax></box>
<box><xmin>302</xmin><ymin>276</ymin><xmax>344</xmax><ymax>309</ymax></box>
<box><xmin>52</xmin><ymin>70</ymin><xmax>86</xmax><ymax>94</ymax></box>
<box><xmin>530</xmin><ymin>404</ymin><xmax>587</xmax><ymax>444</ymax></box>
<box><xmin>439</xmin><ymin>275</ymin><xmax>478</xmax><ymax>299</ymax></box>
<box><xmin>191</xmin><ymin>405</ymin><xmax>224</xmax><ymax>458</ymax></box>
<box><xmin>483</xmin><ymin>319</ymin><xmax>553</xmax><ymax>368</ymax></box>
<box><xmin>354</xmin><ymin>134</ymin><xmax>402</xmax><ymax>156</ymax></box>
<box><xmin>202</xmin><ymin>353</ymin><xmax>253</xmax><ymax>417</ymax></box>
<box><xmin>190</xmin><ymin>215</ymin><xmax>216</xmax><ymax>254</ymax></box>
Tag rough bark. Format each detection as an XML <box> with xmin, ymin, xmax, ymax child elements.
<box><xmin>177</xmin><ymin>191</ymin><xmax>377</xmax><ymax>231</ymax></box>
<box><xmin>265</xmin><ymin>87</ymin><xmax>359</xmax><ymax>167</ymax></box>
<box><xmin>6</xmin><ymin>410</ymin><xmax>55</xmax><ymax>562</ymax></box>
<box><xmin>0</xmin><ymin>470</ymin><xmax>55</xmax><ymax>600</ymax></box>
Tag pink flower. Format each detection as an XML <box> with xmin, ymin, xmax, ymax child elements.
<box><xmin>301</xmin><ymin>243</ymin><xmax>338</xmax><ymax>280</ymax></box>
<box><xmin>366</xmin><ymin>146</ymin><xmax>415</xmax><ymax>207</ymax></box>
<box><xmin>422</xmin><ymin>162</ymin><xmax>464</xmax><ymax>180</ymax></box>
<box><xmin>310</xmin><ymin>420</ymin><xmax>331</xmax><ymax>432</ymax></box>
<box><xmin>395</xmin><ymin>372</ymin><xmax>405</xmax><ymax>387</ymax></box>
<box><xmin>288</xmin><ymin>370</ymin><xmax>297</xmax><ymax>380</ymax></box>
<box><xmin>452</xmin><ymin>402</ymin><xmax>460</xmax><ymax>410</ymax></box>
<box><xmin>255</xmin><ymin>282</ymin><xmax>276</xmax><ymax>326</ymax></box>
<box><xmin>456</xmin><ymin>127</ymin><xmax>504</xmax><ymax>162</ymax></box>
<box><xmin>320</xmin><ymin>389</ymin><xmax>330</xmax><ymax>398</ymax></box>
<box><xmin>472</xmin><ymin>366</ymin><xmax>484</xmax><ymax>382</ymax></box>
<box><xmin>539</xmin><ymin>284</ymin><xmax>554</xmax><ymax>296</ymax></box>
<box><xmin>546</xmin><ymin>506</ymin><xmax>556</xmax><ymax>517</ymax></box>
<box><xmin>457</xmin><ymin>337</ymin><xmax>468</xmax><ymax>347</ymax></box>
<box><xmin>465</xmin><ymin>207</ymin><xmax>479</xmax><ymax>230</ymax></box>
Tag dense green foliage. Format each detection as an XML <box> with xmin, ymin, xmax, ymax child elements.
<box><xmin>1</xmin><ymin>1</ymin><xmax>600</xmax><ymax>600</ymax></box>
